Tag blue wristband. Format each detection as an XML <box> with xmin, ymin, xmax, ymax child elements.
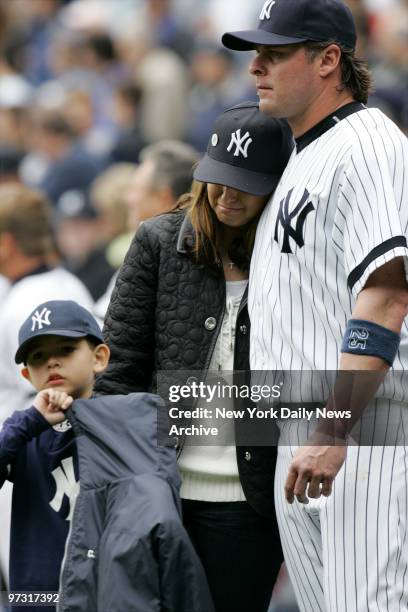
<box><xmin>341</xmin><ymin>319</ymin><xmax>400</xmax><ymax>366</ymax></box>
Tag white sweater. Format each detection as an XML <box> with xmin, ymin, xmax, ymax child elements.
<box><xmin>179</xmin><ymin>280</ymin><xmax>248</xmax><ymax>502</ymax></box>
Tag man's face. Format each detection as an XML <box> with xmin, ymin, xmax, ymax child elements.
<box><xmin>249</xmin><ymin>44</ymin><xmax>321</xmax><ymax>122</ymax></box>
<box><xmin>125</xmin><ymin>160</ymin><xmax>165</xmax><ymax>230</ymax></box>
<box><xmin>22</xmin><ymin>336</ymin><xmax>101</xmax><ymax>400</ymax></box>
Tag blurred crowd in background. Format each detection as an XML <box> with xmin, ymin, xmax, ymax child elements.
<box><xmin>0</xmin><ymin>0</ymin><xmax>407</xmax><ymax>308</ymax></box>
<box><xmin>0</xmin><ymin>0</ymin><xmax>407</xmax><ymax>609</ymax></box>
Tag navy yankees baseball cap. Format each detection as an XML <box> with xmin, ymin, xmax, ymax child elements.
<box><xmin>194</xmin><ymin>101</ymin><xmax>293</xmax><ymax>196</ymax></box>
<box><xmin>222</xmin><ymin>0</ymin><xmax>357</xmax><ymax>52</ymax></box>
<box><xmin>15</xmin><ymin>300</ymin><xmax>104</xmax><ymax>364</ymax></box>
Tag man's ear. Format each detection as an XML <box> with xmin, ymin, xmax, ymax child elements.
<box><xmin>93</xmin><ymin>344</ymin><xmax>110</xmax><ymax>374</ymax></box>
<box><xmin>21</xmin><ymin>367</ymin><xmax>31</xmax><ymax>381</ymax></box>
<box><xmin>319</xmin><ymin>44</ymin><xmax>342</xmax><ymax>79</ymax></box>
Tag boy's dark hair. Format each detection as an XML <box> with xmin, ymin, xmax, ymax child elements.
<box><xmin>85</xmin><ymin>336</ymin><xmax>102</xmax><ymax>350</ymax></box>
<box><xmin>23</xmin><ymin>336</ymin><xmax>103</xmax><ymax>366</ymax></box>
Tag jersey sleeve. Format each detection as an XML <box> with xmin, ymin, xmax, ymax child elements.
<box><xmin>0</xmin><ymin>407</ymin><xmax>50</xmax><ymax>486</ymax></box>
<box><xmin>332</xmin><ymin>133</ymin><xmax>408</xmax><ymax>299</ymax></box>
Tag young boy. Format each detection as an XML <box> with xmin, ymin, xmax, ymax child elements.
<box><xmin>0</xmin><ymin>300</ymin><xmax>109</xmax><ymax>605</ymax></box>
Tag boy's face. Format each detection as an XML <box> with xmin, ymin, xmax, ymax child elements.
<box><xmin>21</xmin><ymin>335</ymin><xmax>109</xmax><ymax>399</ymax></box>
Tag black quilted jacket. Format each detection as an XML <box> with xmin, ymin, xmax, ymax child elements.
<box><xmin>95</xmin><ymin>211</ymin><xmax>281</xmax><ymax>521</ymax></box>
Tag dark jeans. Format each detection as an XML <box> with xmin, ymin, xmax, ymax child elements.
<box><xmin>182</xmin><ymin>500</ymin><xmax>283</xmax><ymax>612</ymax></box>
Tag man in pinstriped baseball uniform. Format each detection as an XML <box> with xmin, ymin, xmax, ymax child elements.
<box><xmin>222</xmin><ymin>1</ymin><xmax>408</xmax><ymax>611</ymax></box>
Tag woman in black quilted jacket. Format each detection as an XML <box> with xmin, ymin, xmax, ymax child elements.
<box><xmin>96</xmin><ymin>102</ymin><xmax>293</xmax><ymax>612</ymax></box>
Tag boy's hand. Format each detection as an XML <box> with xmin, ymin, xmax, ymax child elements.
<box><xmin>33</xmin><ymin>389</ymin><xmax>73</xmax><ymax>425</ymax></box>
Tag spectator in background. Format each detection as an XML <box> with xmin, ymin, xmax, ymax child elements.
<box><xmin>95</xmin><ymin>141</ymin><xmax>199</xmax><ymax>319</ymax></box>
<box><xmin>0</xmin><ymin>42</ymin><xmax>33</xmax><ymax>157</ymax></box>
<box><xmin>0</xmin><ymin>184</ymin><xmax>93</xmax><ymax>419</ymax></box>
<box><xmin>126</xmin><ymin>140</ymin><xmax>199</xmax><ymax>231</ymax></box>
<box><xmin>109</xmin><ymin>81</ymin><xmax>146</xmax><ymax>163</ymax></box>
<box><xmin>137</xmin><ymin>47</ymin><xmax>189</xmax><ymax>142</ymax></box>
<box><xmin>146</xmin><ymin>0</ymin><xmax>195</xmax><ymax>60</ymax></box>
<box><xmin>367</xmin><ymin>0</ymin><xmax>408</xmax><ymax>131</ymax></box>
<box><xmin>77</xmin><ymin>32</ymin><xmax>131</xmax><ymax>128</ymax></box>
<box><xmin>90</xmin><ymin>162</ymin><xmax>136</xmax><ymax>269</ymax></box>
<box><xmin>25</xmin><ymin>109</ymin><xmax>102</xmax><ymax>205</ymax></box>
<box><xmin>55</xmin><ymin>189</ymin><xmax>115</xmax><ymax>301</ymax></box>
<box><xmin>4</xmin><ymin>0</ymin><xmax>62</xmax><ymax>86</ymax></box>
<box><xmin>0</xmin><ymin>147</ymin><xmax>23</xmax><ymax>185</ymax></box>
<box><xmin>62</xmin><ymin>89</ymin><xmax>114</xmax><ymax>160</ymax></box>
<box><xmin>186</xmin><ymin>45</ymin><xmax>249</xmax><ymax>151</ymax></box>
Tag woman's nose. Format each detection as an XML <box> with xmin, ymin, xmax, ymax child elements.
<box><xmin>220</xmin><ymin>186</ymin><xmax>238</xmax><ymax>201</ymax></box>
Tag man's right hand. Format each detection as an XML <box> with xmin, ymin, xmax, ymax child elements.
<box><xmin>33</xmin><ymin>389</ymin><xmax>73</xmax><ymax>425</ymax></box>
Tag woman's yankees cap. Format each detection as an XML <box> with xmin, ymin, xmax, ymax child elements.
<box><xmin>194</xmin><ymin>101</ymin><xmax>293</xmax><ymax>196</ymax></box>
<box><xmin>15</xmin><ymin>300</ymin><xmax>104</xmax><ymax>364</ymax></box>
<box><xmin>222</xmin><ymin>0</ymin><xmax>357</xmax><ymax>52</ymax></box>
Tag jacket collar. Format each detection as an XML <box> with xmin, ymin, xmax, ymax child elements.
<box><xmin>176</xmin><ymin>213</ymin><xmax>195</xmax><ymax>255</ymax></box>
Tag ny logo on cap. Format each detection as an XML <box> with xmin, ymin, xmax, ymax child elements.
<box><xmin>259</xmin><ymin>0</ymin><xmax>276</xmax><ymax>21</ymax></box>
<box><xmin>31</xmin><ymin>307</ymin><xmax>51</xmax><ymax>331</ymax></box>
<box><xmin>227</xmin><ymin>129</ymin><xmax>253</xmax><ymax>158</ymax></box>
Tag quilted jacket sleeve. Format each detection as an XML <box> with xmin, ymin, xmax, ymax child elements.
<box><xmin>95</xmin><ymin>222</ymin><xmax>159</xmax><ymax>395</ymax></box>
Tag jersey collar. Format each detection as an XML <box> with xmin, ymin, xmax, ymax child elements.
<box><xmin>295</xmin><ymin>102</ymin><xmax>366</xmax><ymax>154</ymax></box>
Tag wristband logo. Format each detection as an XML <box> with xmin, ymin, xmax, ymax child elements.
<box><xmin>348</xmin><ymin>327</ymin><xmax>369</xmax><ymax>350</ymax></box>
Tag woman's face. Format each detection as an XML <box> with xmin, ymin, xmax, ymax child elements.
<box><xmin>207</xmin><ymin>183</ymin><xmax>269</xmax><ymax>228</ymax></box>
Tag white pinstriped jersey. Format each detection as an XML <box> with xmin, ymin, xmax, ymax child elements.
<box><xmin>249</xmin><ymin>106</ymin><xmax>408</xmax><ymax>382</ymax></box>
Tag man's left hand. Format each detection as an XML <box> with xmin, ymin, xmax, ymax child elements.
<box><xmin>285</xmin><ymin>437</ymin><xmax>346</xmax><ymax>504</ymax></box>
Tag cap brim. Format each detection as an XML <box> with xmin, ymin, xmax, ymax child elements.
<box><xmin>222</xmin><ymin>30</ymin><xmax>306</xmax><ymax>51</ymax></box>
<box><xmin>15</xmin><ymin>330</ymin><xmax>104</xmax><ymax>364</ymax></box>
<box><xmin>194</xmin><ymin>155</ymin><xmax>279</xmax><ymax>197</ymax></box>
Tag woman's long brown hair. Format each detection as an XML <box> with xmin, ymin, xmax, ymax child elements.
<box><xmin>178</xmin><ymin>181</ymin><xmax>264</xmax><ymax>274</ymax></box>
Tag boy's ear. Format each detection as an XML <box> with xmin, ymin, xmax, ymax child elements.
<box><xmin>21</xmin><ymin>367</ymin><xmax>30</xmax><ymax>381</ymax></box>
<box><xmin>93</xmin><ymin>344</ymin><xmax>110</xmax><ymax>374</ymax></box>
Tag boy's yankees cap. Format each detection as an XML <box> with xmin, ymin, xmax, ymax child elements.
<box><xmin>15</xmin><ymin>300</ymin><xmax>104</xmax><ymax>364</ymax></box>
<box><xmin>194</xmin><ymin>101</ymin><xmax>293</xmax><ymax>196</ymax></box>
<box><xmin>222</xmin><ymin>0</ymin><xmax>356</xmax><ymax>52</ymax></box>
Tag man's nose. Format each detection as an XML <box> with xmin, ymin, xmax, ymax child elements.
<box><xmin>249</xmin><ymin>54</ymin><xmax>266</xmax><ymax>76</ymax></box>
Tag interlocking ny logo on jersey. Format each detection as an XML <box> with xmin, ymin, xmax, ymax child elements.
<box><xmin>227</xmin><ymin>129</ymin><xmax>253</xmax><ymax>158</ymax></box>
<box><xmin>50</xmin><ymin>457</ymin><xmax>79</xmax><ymax>522</ymax></box>
<box><xmin>274</xmin><ymin>188</ymin><xmax>315</xmax><ymax>254</ymax></box>
<box><xmin>348</xmin><ymin>328</ymin><xmax>369</xmax><ymax>350</ymax></box>
<box><xmin>31</xmin><ymin>307</ymin><xmax>51</xmax><ymax>331</ymax></box>
<box><xmin>260</xmin><ymin>0</ymin><xmax>276</xmax><ymax>20</ymax></box>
